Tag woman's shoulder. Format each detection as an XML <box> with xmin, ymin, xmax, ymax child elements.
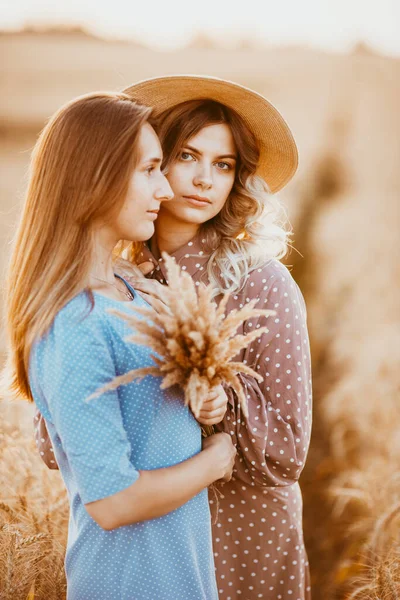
<box><xmin>54</xmin><ymin>292</ymin><xmax>101</xmax><ymax>326</ymax></box>
<box><xmin>31</xmin><ymin>294</ymin><xmax>114</xmax><ymax>384</ymax></box>
<box><xmin>242</xmin><ymin>258</ymin><xmax>298</xmax><ymax>296</ymax></box>
<box><xmin>39</xmin><ymin>293</ymin><xmax>110</xmax><ymax>350</ymax></box>
<box><xmin>237</xmin><ymin>259</ymin><xmax>308</xmax><ymax>330</ymax></box>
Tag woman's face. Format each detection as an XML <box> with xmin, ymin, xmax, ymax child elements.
<box><xmin>161</xmin><ymin>123</ymin><xmax>237</xmax><ymax>226</ymax></box>
<box><xmin>115</xmin><ymin>123</ymin><xmax>173</xmax><ymax>241</ymax></box>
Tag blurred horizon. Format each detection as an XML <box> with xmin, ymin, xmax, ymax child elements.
<box><xmin>1</xmin><ymin>0</ymin><xmax>400</xmax><ymax>58</ymax></box>
<box><xmin>1</xmin><ymin>23</ymin><xmax>399</xmax><ymax>60</ymax></box>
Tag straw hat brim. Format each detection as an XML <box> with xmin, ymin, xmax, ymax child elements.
<box><xmin>122</xmin><ymin>75</ymin><xmax>298</xmax><ymax>193</ymax></box>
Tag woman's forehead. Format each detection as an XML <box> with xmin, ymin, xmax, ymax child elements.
<box><xmin>185</xmin><ymin>123</ymin><xmax>237</xmax><ymax>155</ymax></box>
<box><xmin>138</xmin><ymin>123</ymin><xmax>163</xmax><ymax>161</ymax></box>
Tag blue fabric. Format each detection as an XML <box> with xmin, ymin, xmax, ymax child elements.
<box><xmin>29</xmin><ymin>281</ymin><xmax>218</xmax><ymax>600</ymax></box>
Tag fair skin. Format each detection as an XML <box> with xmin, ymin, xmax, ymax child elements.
<box><xmin>120</xmin><ymin>123</ymin><xmax>238</xmax><ymax>424</ymax></box>
<box><xmin>154</xmin><ymin>122</ymin><xmax>237</xmax><ymax>255</ymax></box>
<box><xmin>89</xmin><ymin>123</ymin><xmax>171</xmax><ymax>302</ymax></box>
<box><xmin>84</xmin><ymin>123</ymin><xmax>236</xmax><ymax>530</ymax></box>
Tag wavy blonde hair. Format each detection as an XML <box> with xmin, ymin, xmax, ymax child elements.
<box><xmin>2</xmin><ymin>92</ymin><xmax>151</xmax><ymax>401</ymax></box>
<box><xmin>129</xmin><ymin>99</ymin><xmax>291</xmax><ymax>296</ymax></box>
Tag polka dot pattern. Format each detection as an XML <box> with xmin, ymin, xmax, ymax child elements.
<box><xmin>30</xmin><ymin>286</ymin><xmax>218</xmax><ymax>599</ymax></box>
<box><xmin>35</xmin><ymin>235</ymin><xmax>313</xmax><ymax>599</ymax></box>
<box><xmin>142</xmin><ymin>236</ymin><xmax>313</xmax><ymax>600</ymax></box>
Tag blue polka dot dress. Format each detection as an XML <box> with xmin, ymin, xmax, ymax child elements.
<box><xmin>29</xmin><ymin>281</ymin><xmax>218</xmax><ymax>600</ymax></box>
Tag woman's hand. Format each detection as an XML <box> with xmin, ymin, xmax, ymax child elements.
<box><xmin>202</xmin><ymin>432</ymin><xmax>236</xmax><ymax>482</ymax></box>
<box><xmin>196</xmin><ymin>384</ymin><xmax>228</xmax><ymax>426</ymax></box>
<box><xmin>116</xmin><ymin>257</ymin><xmax>229</xmax><ymax>425</ymax></box>
<box><xmin>114</xmin><ymin>257</ymin><xmax>171</xmax><ymax>312</ymax></box>
<box><xmin>114</xmin><ymin>256</ymin><xmax>155</xmax><ymax>281</ymax></box>
<box><xmin>128</xmin><ymin>277</ymin><xmax>172</xmax><ymax>313</ymax></box>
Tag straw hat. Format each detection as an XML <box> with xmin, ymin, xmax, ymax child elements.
<box><xmin>123</xmin><ymin>75</ymin><xmax>298</xmax><ymax>193</ymax></box>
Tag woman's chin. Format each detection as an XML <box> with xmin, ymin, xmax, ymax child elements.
<box><xmin>163</xmin><ymin>205</ymin><xmax>215</xmax><ymax>226</ymax></box>
<box><xmin>128</xmin><ymin>222</ymin><xmax>155</xmax><ymax>243</ymax></box>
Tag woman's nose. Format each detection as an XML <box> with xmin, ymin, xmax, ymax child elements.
<box><xmin>157</xmin><ymin>174</ymin><xmax>174</xmax><ymax>201</ymax></box>
<box><xmin>193</xmin><ymin>165</ymin><xmax>212</xmax><ymax>189</ymax></box>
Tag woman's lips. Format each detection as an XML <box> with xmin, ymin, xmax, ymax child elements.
<box><xmin>183</xmin><ymin>195</ymin><xmax>211</xmax><ymax>208</ymax></box>
<box><xmin>146</xmin><ymin>210</ymin><xmax>159</xmax><ymax>220</ymax></box>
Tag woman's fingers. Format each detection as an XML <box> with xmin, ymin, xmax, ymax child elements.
<box><xmin>136</xmin><ymin>291</ymin><xmax>171</xmax><ymax>315</ymax></box>
<box><xmin>194</xmin><ymin>385</ymin><xmax>228</xmax><ymax>425</ymax></box>
<box><xmin>202</xmin><ymin>386</ymin><xmax>228</xmax><ymax>408</ymax></box>
<box><xmin>123</xmin><ymin>273</ymin><xmax>139</xmax><ymax>287</ymax></box>
<box><xmin>137</xmin><ymin>261</ymin><xmax>156</xmax><ymax>275</ymax></box>
<box><xmin>197</xmin><ymin>386</ymin><xmax>228</xmax><ymax>425</ymax></box>
<box><xmin>198</xmin><ymin>406</ymin><xmax>226</xmax><ymax>420</ymax></box>
<box><xmin>131</xmin><ymin>278</ymin><xmax>170</xmax><ymax>302</ymax></box>
<box><xmin>114</xmin><ymin>257</ymin><xmax>144</xmax><ymax>280</ymax></box>
<box><xmin>114</xmin><ymin>258</ymin><xmax>170</xmax><ymax>307</ymax></box>
<box><xmin>133</xmin><ymin>291</ymin><xmax>159</xmax><ymax>316</ymax></box>
<box><xmin>203</xmin><ymin>389</ymin><xmax>219</xmax><ymax>401</ymax></box>
<box><xmin>196</xmin><ymin>408</ymin><xmax>227</xmax><ymax>425</ymax></box>
<box><xmin>201</xmin><ymin>396</ymin><xmax>225</xmax><ymax>413</ymax></box>
<box><xmin>205</xmin><ymin>386</ymin><xmax>221</xmax><ymax>399</ymax></box>
<box><xmin>114</xmin><ymin>256</ymin><xmax>156</xmax><ymax>280</ymax></box>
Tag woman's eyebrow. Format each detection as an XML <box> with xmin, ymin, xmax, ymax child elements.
<box><xmin>143</xmin><ymin>157</ymin><xmax>163</xmax><ymax>165</ymax></box>
<box><xmin>184</xmin><ymin>144</ymin><xmax>237</xmax><ymax>161</ymax></box>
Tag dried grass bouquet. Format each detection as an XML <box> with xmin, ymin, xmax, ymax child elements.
<box><xmin>91</xmin><ymin>253</ymin><xmax>275</xmax><ymax>422</ymax></box>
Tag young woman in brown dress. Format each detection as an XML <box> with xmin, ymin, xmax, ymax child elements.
<box><xmin>35</xmin><ymin>76</ymin><xmax>312</xmax><ymax>600</ymax></box>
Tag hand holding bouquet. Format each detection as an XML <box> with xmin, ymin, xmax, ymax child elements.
<box><xmin>90</xmin><ymin>253</ymin><xmax>275</xmax><ymax>425</ymax></box>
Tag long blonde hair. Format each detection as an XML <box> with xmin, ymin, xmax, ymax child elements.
<box><xmin>130</xmin><ymin>99</ymin><xmax>290</xmax><ymax>296</ymax></box>
<box><xmin>3</xmin><ymin>92</ymin><xmax>151</xmax><ymax>401</ymax></box>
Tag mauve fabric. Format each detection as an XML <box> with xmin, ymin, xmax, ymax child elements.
<box><xmin>139</xmin><ymin>235</ymin><xmax>312</xmax><ymax>600</ymax></box>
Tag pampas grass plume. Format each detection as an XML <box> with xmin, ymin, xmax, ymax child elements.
<box><xmin>90</xmin><ymin>252</ymin><xmax>275</xmax><ymax>421</ymax></box>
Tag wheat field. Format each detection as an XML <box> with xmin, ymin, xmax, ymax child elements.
<box><xmin>1</xmin><ymin>30</ymin><xmax>399</xmax><ymax>599</ymax></box>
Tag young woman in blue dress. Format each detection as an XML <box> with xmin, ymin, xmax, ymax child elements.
<box><xmin>2</xmin><ymin>91</ymin><xmax>236</xmax><ymax>600</ymax></box>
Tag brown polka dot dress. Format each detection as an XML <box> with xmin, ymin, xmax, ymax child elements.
<box><xmin>141</xmin><ymin>236</ymin><xmax>313</xmax><ymax>600</ymax></box>
<box><xmin>35</xmin><ymin>234</ymin><xmax>312</xmax><ymax>599</ymax></box>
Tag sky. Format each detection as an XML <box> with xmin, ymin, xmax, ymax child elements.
<box><xmin>1</xmin><ymin>0</ymin><xmax>399</xmax><ymax>57</ymax></box>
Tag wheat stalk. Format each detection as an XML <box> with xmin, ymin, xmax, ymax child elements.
<box><xmin>89</xmin><ymin>252</ymin><xmax>275</xmax><ymax>421</ymax></box>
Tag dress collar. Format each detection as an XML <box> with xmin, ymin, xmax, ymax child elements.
<box><xmin>138</xmin><ymin>233</ymin><xmax>209</xmax><ymax>282</ymax></box>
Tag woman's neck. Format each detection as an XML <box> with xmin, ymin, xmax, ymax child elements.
<box><xmin>88</xmin><ymin>227</ymin><xmax>133</xmax><ymax>301</ymax></box>
<box><xmin>89</xmin><ymin>227</ymin><xmax>116</xmax><ymax>283</ymax></box>
<box><xmin>152</xmin><ymin>216</ymin><xmax>200</xmax><ymax>259</ymax></box>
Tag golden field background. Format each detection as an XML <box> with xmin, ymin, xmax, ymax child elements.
<box><xmin>1</xmin><ymin>29</ymin><xmax>400</xmax><ymax>599</ymax></box>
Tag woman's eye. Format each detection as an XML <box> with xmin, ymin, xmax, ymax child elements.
<box><xmin>216</xmin><ymin>161</ymin><xmax>232</xmax><ymax>170</ymax></box>
<box><xmin>146</xmin><ymin>166</ymin><xmax>155</xmax><ymax>174</ymax></box>
<box><xmin>180</xmin><ymin>152</ymin><xmax>193</xmax><ymax>161</ymax></box>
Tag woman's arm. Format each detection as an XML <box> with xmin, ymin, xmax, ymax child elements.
<box><xmin>216</xmin><ymin>262</ymin><xmax>312</xmax><ymax>487</ymax></box>
<box><xmin>34</xmin><ymin>409</ymin><xmax>235</xmax><ymax>530</ymax></box>
<box><xmin>32</xmin><ymin>308</ymin><xmax>236</xmax><ymax>530</ymax></box>
<box><xmin>86</xmin><ymin>433</ymin><xmax>235</xmax><ymax>530</ymax></box>
<box><xmin>33</xmin><ymin>385</ymin><xmax>229</xmax><ymax>470</ymax></box>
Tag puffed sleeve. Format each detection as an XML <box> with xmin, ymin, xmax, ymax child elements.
<box><xmin>30</xmin><ymin>308</ymin><xmax>140</xmax><ymax>503</ymax></box>
<box><xmin>216</xmin><ymin>260</ymin><xmax>312</xmax><ymax>487</ymax></box>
